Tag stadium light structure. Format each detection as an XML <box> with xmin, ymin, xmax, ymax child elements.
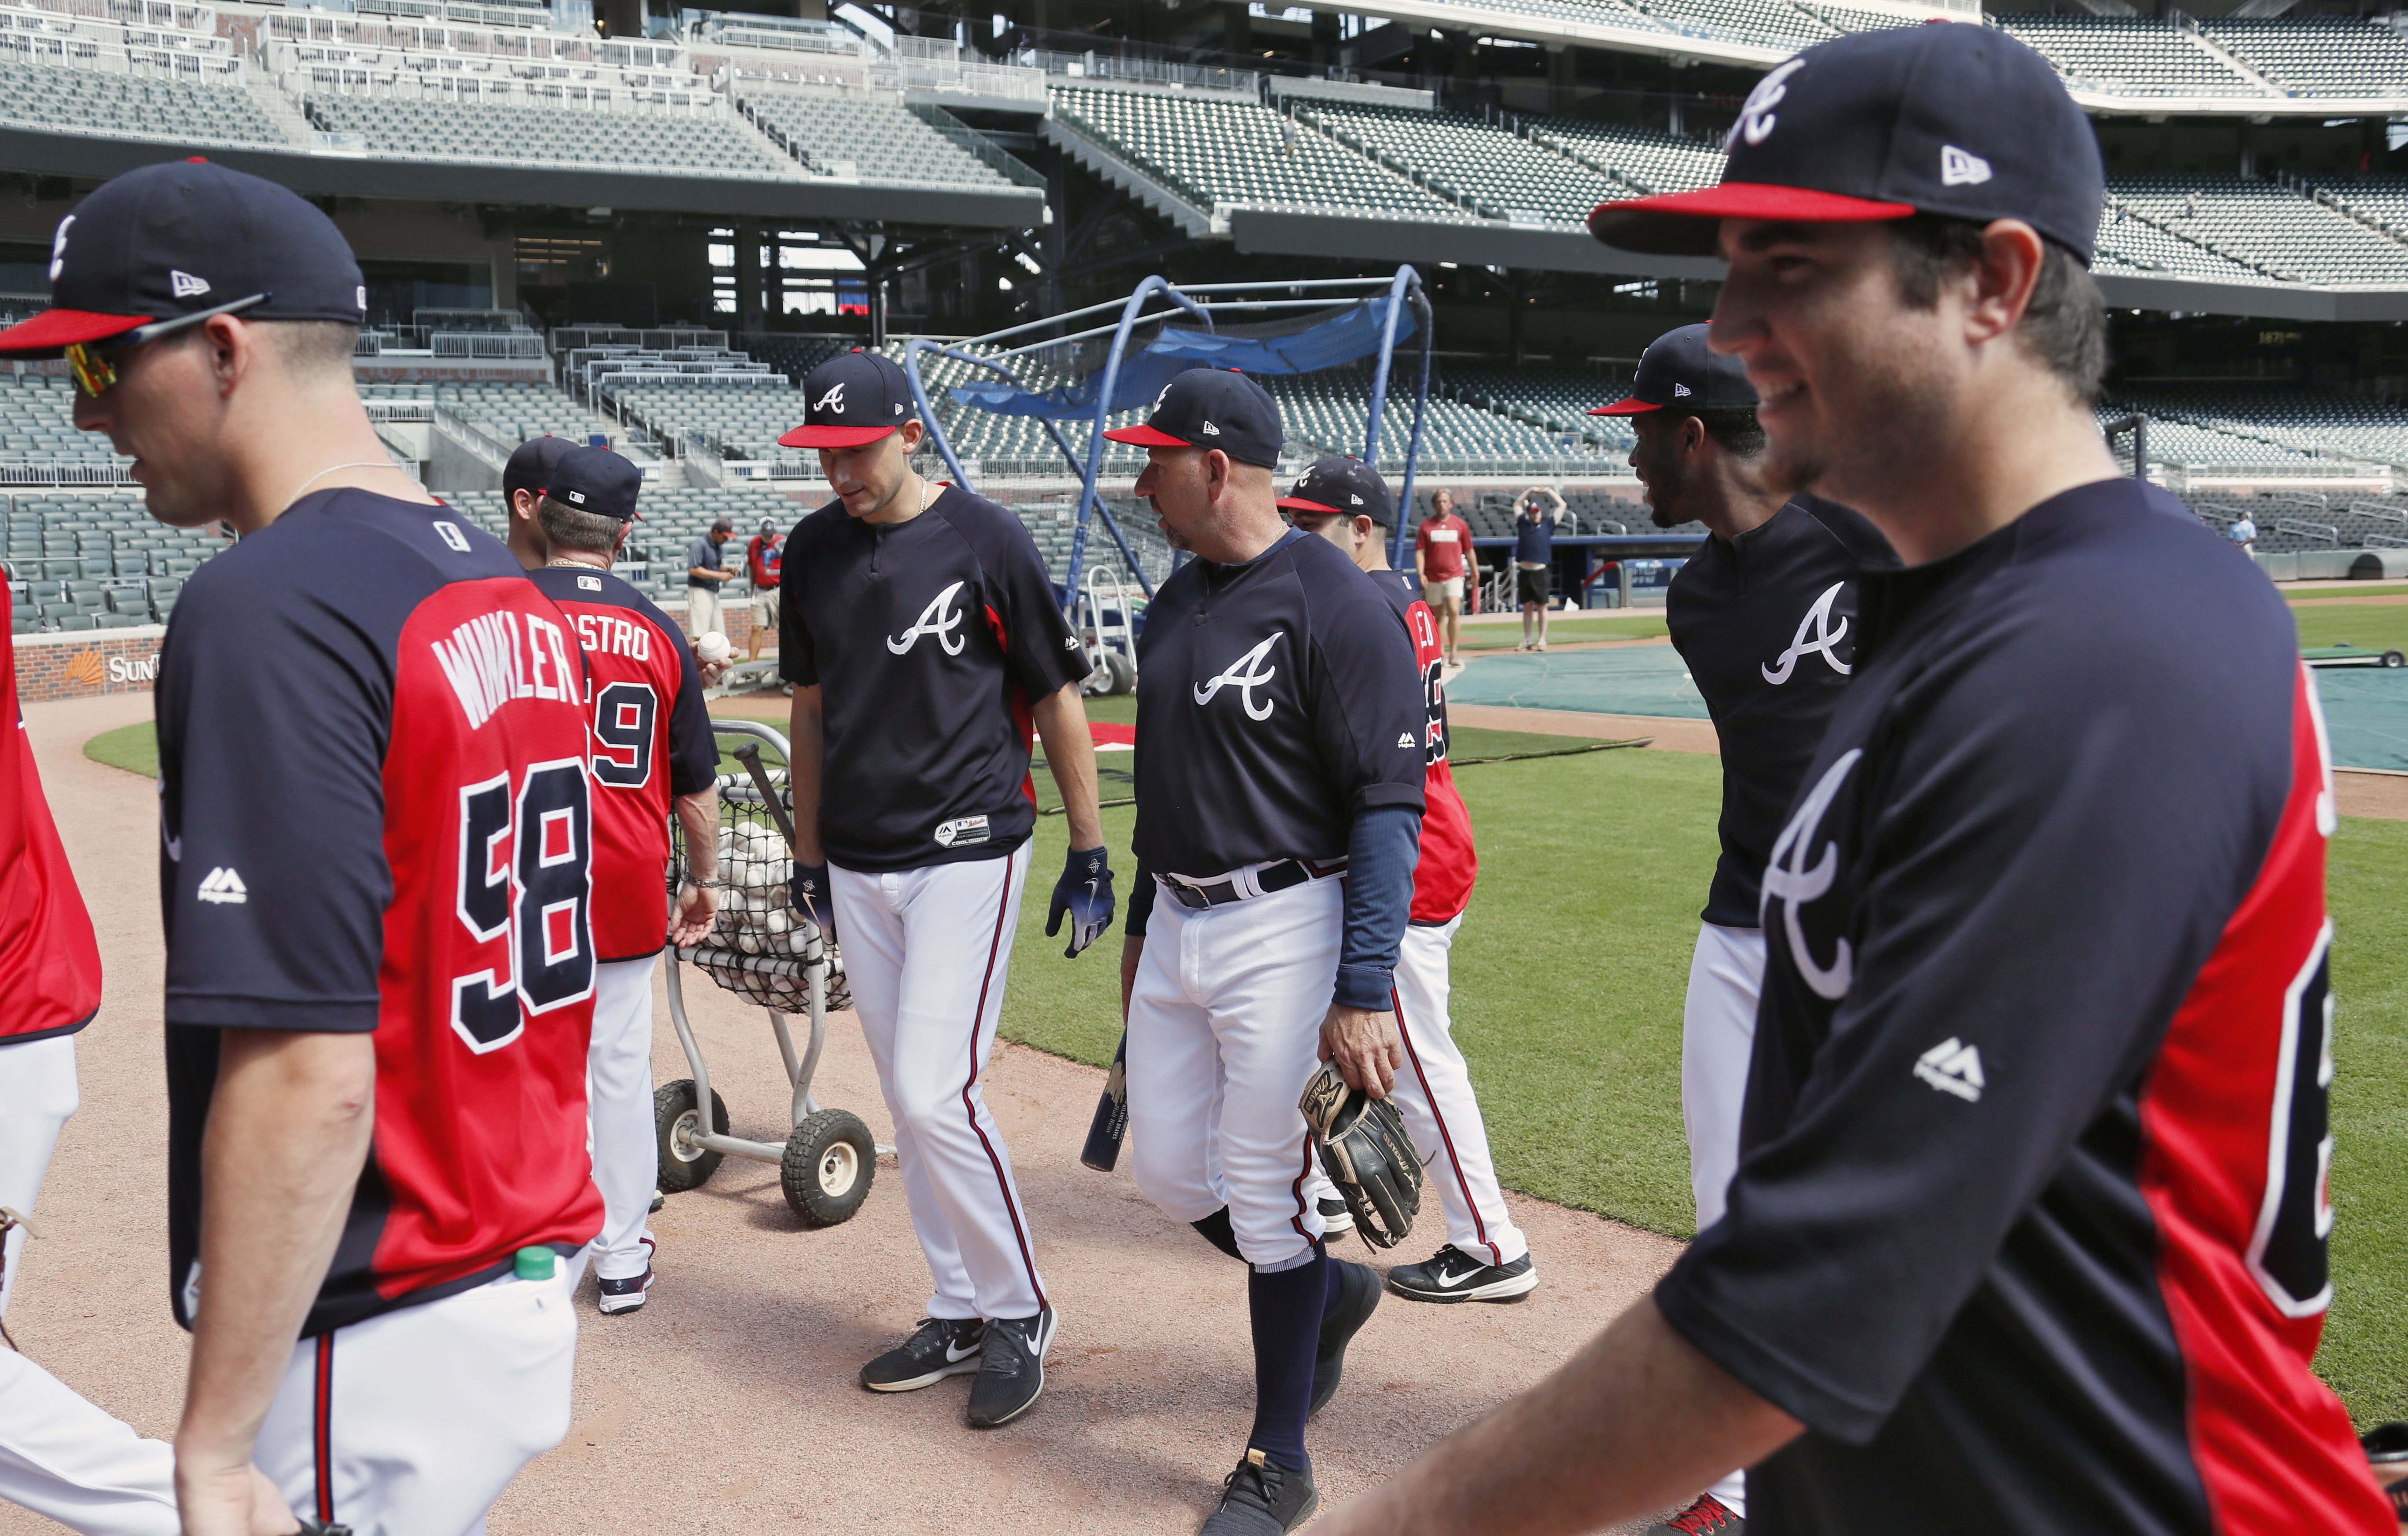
<box><xmin>904</xmin><ymin>266</ymin><xmax>1433</xmax><ymax>610</ymax></box>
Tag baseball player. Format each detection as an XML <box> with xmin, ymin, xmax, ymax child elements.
<box><xmin>1321</xmin><ymin>25</ymin><xmax>2390</xmax><ymax>1535</ymax></box>
<box><xmin>776</xmin><ymin>348</ymin><xmax>1112</xmax><ymax>1430</ymax></box>
<box><xmin>528</xmin><ymin>447</ymin><xmax>721</xmax><ymax>1317</ymax></box>
<box><xmin>1104</xmin><ymin>374</ymin><xmax>1423</xmax><ymax>1534</ymax></box>
<box><xmin>1590</xmin><ymin>325</ymin><xmax>1892</xmax><ymax>1534</ymax></box>
<box><xmin>500</xmin><ymin>434</ymin><xmax>573</xmax><ymax>570</ymax></box>
<box><xmin>1276</xmin><ymin>456</ymin><xmax>1537</xmax><ymax>1305</ymax></box>
<box><xmin>21</xmin><ymin>160</ymin><xmax>605</xmax><ymax>1536</ymax></box>
<box><xmin>0</xmin><ymin>583</ymin><xmax>180</xmax><ymax>1536</ymax></box>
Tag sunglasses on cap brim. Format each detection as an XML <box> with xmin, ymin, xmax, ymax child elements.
<box><xmin>65</xmin><ymin>292</ymin><xmax>271</xmax><ymax>398</ymax></box>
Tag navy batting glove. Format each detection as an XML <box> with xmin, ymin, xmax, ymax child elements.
<box><xmin>791</xmin><ymin>861</ymin><xmax>836</xmax><ymax>945</ymax></box>
<box><xmin>1046</xmin><ymin>846</ymin><xmax>1115</xmax><ymax>959</ymax></box>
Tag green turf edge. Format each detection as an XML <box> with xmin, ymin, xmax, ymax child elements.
<box><xmin>83</xmin><ymin>721</ymin><xmax>157</xmax><ymax>778</ymax></box>
<box><xmin>2322</xmin><ymin>814</ymin><xmax>2408</xmax><ymax>1424</ymax></box>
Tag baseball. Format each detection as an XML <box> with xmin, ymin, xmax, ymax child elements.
<box><xmin>697</xmin><ymin>631</ymin><xmax>731</xmax><ymax>664</ymax></box>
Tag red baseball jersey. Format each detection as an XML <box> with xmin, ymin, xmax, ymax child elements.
<box><xmin>0</xmin><ymin>586</ymin><xmax>100</xmax><ymax>1044</ymax></box>
<box><xmin>159</xmin><ymin>490</ymin><xmax>604</xmax><ymax>1337</ymax></box>
<box><xmin>530</xmin><ymin>566</ymin><xmax>717</xmax><ymax>962</ymax></box>
<box><xmin>1377</xmin><ymin>572</ymin><xmax>1476</xmax><ymax>924</ymax></box>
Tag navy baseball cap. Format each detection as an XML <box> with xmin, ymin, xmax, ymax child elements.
<box><xmin>1589</xmin><ymin>24</ymin><xmax>2101</xmax><ymax>264</ymax></box>
<box><xmin>504</xmin><ymin>435</ymin><xmax>574</xmax><ymax>503</ymax></box>
<box><xmin>0</xmin><ymin>158</ymin><xmax>366</xmax><ymax>356</ymax></box>
<box><xmin>1278</xmin><ymin>456</ymin><xmax>1394</xmax><ymax>527</ymax></box>
<box><xmin>544</xmin><ymin>445</ymin><xmax>643</xmax><ymax>522</ymax></box>
<box><xmin>1590</xmin><ymin>324</ymin><xmax>1758</xmax><ymax>417</ymax></box>
<box><xmin>780</xmin><ymin>349</ymin><xmax>916</xmax><ymax>449</ymax></box>
<box><xmin>1103</xmin><ymin>369</ymin><xmax>1283</xmax><ymax>469</ymax></box>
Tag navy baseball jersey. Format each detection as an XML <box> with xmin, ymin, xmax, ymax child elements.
<box><xmin>1653</xmin><ymin>480</ymin><xmax>2387</xmax><ymax>1534</ymax></box>
<box><xmin>1133</xmin><ymin>528</ymin><xmax>1425</xmax><ymax>877</ymax></box>
<box><xmin>531</xmin><ymin>566</ymin><xmax>716</xmax><ymax>961</ymax></box>
<box><xmin>1665</xmin><ymin>496</ymin><xmax>1891</xmax><ymax>928</ymax></box>
<box><xmin>159</xmin><ymin>490</ymin><xmax>605</xmax><ymax>1338</ymax></box>
<box><xmin>778</xmin><ymin>484</ymin><xmax>1087</xmax><ymax>872</ymax></box>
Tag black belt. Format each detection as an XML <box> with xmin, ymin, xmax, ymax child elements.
<box><xmin>1161</xmin><ymin>858</ymin><xmax>1345</xmax><ymax>910</ymax></box>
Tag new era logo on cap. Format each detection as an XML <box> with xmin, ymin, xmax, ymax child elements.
<box><xmin>1673</xmin><ymin>383</ymin><xmax>1692</xmax><ymax>398</ymax></box>
<box><xmin>1941</xmin><ymin>145</ymin><xmax>1992</xmax><ymax>187</ymax></box>
<box><xmin>170</xmin><ymin>269</ymin><xmax>210</xmax><ymax>298</ymax></box>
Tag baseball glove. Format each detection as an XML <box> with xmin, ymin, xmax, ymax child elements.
<box><xmin>1299</xmin><ymin>1062</ymin><xmax>1422</xmax><ymax>1250</ymax></box>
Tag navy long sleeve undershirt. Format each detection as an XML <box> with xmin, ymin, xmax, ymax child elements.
<box><xmin>1333</xmin><ymin>803</ymin><xmax>1421</xmax><ymax>1010</ymax></box>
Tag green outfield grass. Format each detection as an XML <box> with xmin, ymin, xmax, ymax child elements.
<box><xmin>2291</xmin><ymin>584</ymin><xmax>2408</xmax><ymax>601</ymax></box>
<box><xmin>2293</xmin><ymin>604</ymin><xmax>2408</xmax><ymax>654</ymax></box>
<box><xmin>84</xmin><ymin>720</ymin><xmax>156</xmax><ymax>778</ymax></box>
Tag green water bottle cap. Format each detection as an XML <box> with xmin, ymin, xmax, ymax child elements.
<box><xmin>514</xmin><ymin>1246</ymin><xmax>555</xmax><ymax>1281</ymax></box>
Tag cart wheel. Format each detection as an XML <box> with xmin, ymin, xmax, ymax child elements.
<box><xmin>781</xmin><ymin>1109</ymin><xmax>876</xmax><ymax>1226</ymax></box>
<box><xmin>656</xmin><ymin>1080</ymin><xmax>729</xmax><ymax>1193</ymax></box>
<box><xmin>1105</xmin><ymin>650</ymin><xmax>1136</xmax><ymax>695</ymax></box>
<box><xmin>2383</xmin><ymin>650</ymin><xmax>2405</xmax><ymax>669</ymax></box>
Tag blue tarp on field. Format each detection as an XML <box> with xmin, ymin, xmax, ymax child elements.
<box><xmin>947</xmin><ymin>297</ymin><xmax>1415</xmax><ymax>421</ymax></box>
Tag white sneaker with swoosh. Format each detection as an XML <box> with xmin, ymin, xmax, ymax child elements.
<box><xmin>1384</xmin><ymin>1244</ymin><xmax>1538</xmax><ymax>1305</ymax></box>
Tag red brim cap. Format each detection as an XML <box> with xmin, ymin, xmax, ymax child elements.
<box><xmin>1101</xmin><ymin>422</ymin><xmax>1191</xmax><ymax>447</ymax></box>
<box><xmin>1276</xmin><ymin>495</ymin><xmax>1345</xmax><ymax>515</ymax></box>
<box><xmin>0</xmin><ymin>308</ymin><xmax>152</xmax><ymax>356</ymax></box>
<box><xmin>1588</xmin><ymin>183</ymin><xmax>1918</xmax><ymax>256</ymax></box>
<box><xmin>777</xmin><ymin>423</ymin><xmax>899</xmax><ymax>448</ymax></box>
<box><xmin>1587</xmin><ymin>398</ymin><xmax>1662</xmax><ymax>416</ymax></box>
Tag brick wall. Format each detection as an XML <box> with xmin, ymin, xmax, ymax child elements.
<box><xmin>15</xmin><ymin>627</ymin><xmax>165</xmax><ymax>703</ymax></box>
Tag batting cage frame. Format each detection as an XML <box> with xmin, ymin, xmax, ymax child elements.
<box><xmin>902</xmin><ymin>264</ymin><xmax>1435</xmax><ymax>610</ymax></box>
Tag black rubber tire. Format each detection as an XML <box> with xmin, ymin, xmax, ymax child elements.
<box><xmin>780</xmin><ymin>1108</ymin><xmax>876</xmax><ymax>1226</ymax></box>
<box><xmin>1104</xmin><ymin>650</ymin><xmax>1136</xmax><ymax>696</ymax></box>
<box><xmin>2382</xmin><ymin>650</ymin><xmax>2405</xmax><ymax>669</ymax></box>
<box><xmin>655</xmin><ymin>1079</ymin><xmax>729</xmax><ymax>1193</ymax></box>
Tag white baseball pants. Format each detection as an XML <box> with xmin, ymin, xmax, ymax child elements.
<box><xmin>0</xmin><ymin>1034</ymin><xmax>180</xmax><ymax>1536</ymax></box>
<box><xmin>1385</xmin><ymin>918</ymin><xmax>1527</xmax><ymax>1267</ymax></box>
<box><xmin>832</xmin><ymin>843</ymin><xmax>1048</xmax><ymax>1322</ymax></box>
<box><xmin>254</xmin><ymin>1262</ymin><xmax>579</xmax><ymax>1536</ymax></box>
<box><xmin>1681</xmin><ymin>920</ymin><xmax>1767</xmax><ymax>1519</ymax></box>
<box><xmin>587</xmin><ymin>954</ymin><xmax>658</xmax><ymax>1283</ymax></box>
<box><xmin>1127</xmin><ymin>874</ymin><xmax>1337</xmax><ymax>1272</ymax></box>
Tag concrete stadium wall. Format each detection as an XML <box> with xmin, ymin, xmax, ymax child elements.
<box><xmin>14</xmin><ymin>627</ymin><xmax>165</xmax><ymax>704</ymax></box>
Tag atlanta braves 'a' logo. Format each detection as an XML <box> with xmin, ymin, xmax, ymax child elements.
<box><xmin>813</xmin><ymin>383</ymin><xmax>846</xmax><ymax>414</ymax></box>
<box><xmin>1762</xmin><ymin>581</ymin><xmax>1853</xmax><ymax>686</ymax></box>
<box><xmin>1760</xmin><ymin>748</ymin><xmax>1859</xmax><ymax>1001</ymax></box>
<box><xmin>888</xmin><ymin>580</ymin><xmax>967</xmax><ymax>656</ymax></box>
<box><xmin>1729</xmin><ymin>56</ymin><xmax>1806</xmax><ymax>150</ymax></box>
<box><xmin>1194</xmin><ymin>634</ymin><xmax>1283</xmax><ymax>721</ymax></box>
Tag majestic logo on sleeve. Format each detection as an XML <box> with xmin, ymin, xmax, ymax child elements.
<box><xmin>813</xmin><ymin>383</ymin><xmax>847</xmax><ymax>414</ymax></box>
<box><xmin>1762</xmin><ymin>582</ymin><xmax>1853</xmax><ymax>686</ymax></box>
<box><xmin>197</xmin><ymin>866</ymin><xmax>248</xmax><ymax>905</ymax></box>
<box><xmin>1760</xmin><ymin>748</ymin><xmax>1860</xmax><ymax>1001</ymax></box>
<box><xmin>1193</xmin><ymin>634</ymin><xmax>1283</xmax><ymax>721</ymax></box>
<box><xmin>1729</xmin><ymin>57</ymin><xmax>1806</xmax><ymax>149</ymax></box>
<box><xmin>887</xmin><ymin>580</ymin><xmax>967</xmax><ymax>656</ymax></box>
<box><xmin>1914</xmin><ymin>1037</ymin><xmax>1986</xmax><ymax>1102</ymax></box>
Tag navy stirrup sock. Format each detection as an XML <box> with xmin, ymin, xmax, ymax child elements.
<box><xmin>1246</xmin><ymin>1241</ymin><xmax>1329</xmax><ymax>1475</ymax></box>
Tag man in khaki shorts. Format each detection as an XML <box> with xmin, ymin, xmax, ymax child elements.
<box><xmin>745</xmin><ymin>514</ymin><xmax>782</xmax><ymax>661</ymax></box>
<box><xmin>1413</xmin><ymin>489</ymin><xmax>1473</xmax><ymax>667</ymax></box>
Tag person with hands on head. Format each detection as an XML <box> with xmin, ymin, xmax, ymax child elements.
<box><xmin>1511</xmin><ymin>485</ymin><xmax>1566</xmax><ymax>653</ymax></box>
<box><xmin>1319</xmin><ymin>23</ymin><xmax>2389</xmax><ymax>1536</ymax></box>
<box><xmin>21</xmin><ymin>159</ymin><xmax>606</xmax><ymax>1536</ymax></box>
<box><xmin>526</xmin><ymin>446</ymin><xmax>721</xmax><ymax>1319</ymax></box>
<box><xmin>776</xmin><ymin>349</ymin><xmax>1109</xmax><ymax>1432</ymax></box>
<box><xmin>1105</xmin><ymin>372</ymin><xmax>1426</xmax><ymax>1536</ymax></box>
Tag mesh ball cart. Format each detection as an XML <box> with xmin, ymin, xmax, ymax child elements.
<box><xmin>654</xmin><ymin>718</ymin><xmax>884</xmax><ymax>1225</ymax></box>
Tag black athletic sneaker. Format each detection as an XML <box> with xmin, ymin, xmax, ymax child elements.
<box><xmin>1317</xmin><ymin>1196</ymin><xmax>1354</xmax><ymax>1239</ymax></box>
<box><xmin>1644</xmin><ymin>1492</ymin><xmax>1744</xmax><ymax>1533</ymax></box>
<box><xmin>2361</xmin><ymin>1422</ymin><xmax>2408</xmax><ymax>1524</ymax></box>
<box><xmin>1199</xmin><ymin>1449</ymin><xmax>1318</xmax><ymax>1535</ymax></box>
<box><xmin>1309</xmin><ymin>1258</ymin><xmax>1379</xmax><ymax>1419</ymax></box>
<box><xmin>967</xmin><ymin>1304</ymin><xmax>1057</xmax><ymax>1428</ymax></box>
<box><xmin>1385</xmin><ymin>1243</ymin><xmax>1538</xmax><ymax>1304</ymax></box>
<box><xmin>859</xmin><ymin>1316</ymin><xmax>984</xmax><ymax>1393</ymax></box>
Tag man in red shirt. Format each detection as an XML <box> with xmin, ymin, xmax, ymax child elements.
<box><xmin>1281</xmin><ymin>458</ymin><xmax>1536</xmax><ymax>1306</ymax></box>
<box><xmin>529</xmin><ymin>446</ymin><xmax>722</xmax><ymax>1317</ymax></box>
<box><xmin>745</xmin><ymin>514</ymin><xmax>782</xmax><ymax>662</ymax></box>
<box><xmin>1412</xmin><ymin>489</ymin><xmax>1473</xmax><ymax>669</ymax></box>
<box><xmin>0</xmin><ymin>583</ymin><xmax>183</xmax><ymax>1533</ymax></box>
